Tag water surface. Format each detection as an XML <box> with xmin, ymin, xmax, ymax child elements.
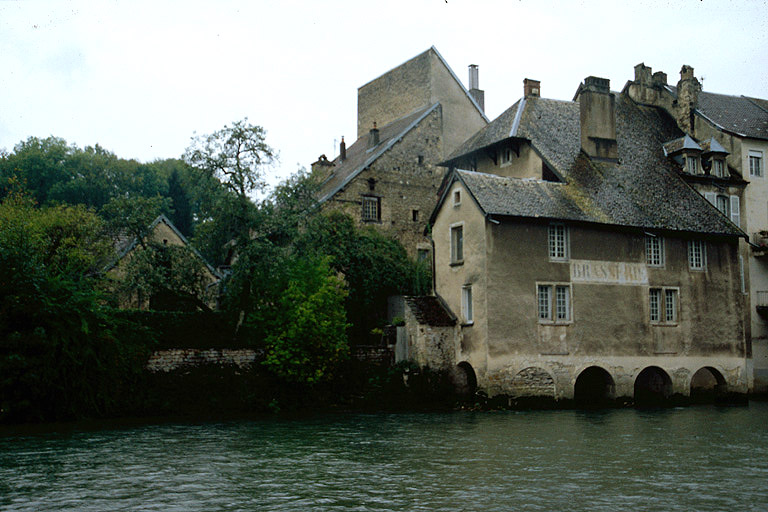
<box><xmin>2</xmin><ymin>404</ymin><xmax>767</xmax><ymax>511</ymax></box>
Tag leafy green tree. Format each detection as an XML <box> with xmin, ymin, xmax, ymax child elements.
<box><xmin>0</xmin><ymin>136</ymin><xmax>72</xmax><ymax>205</ymax></box>
<box><xmin>100</xmin><ymin>195</ymin><xmax>168</xmax><ymax>248</ymax></box>
<box><xmin>184</xmin><ymin>118</ymin><xmax>275</xmax><ymax>243</ymax></box>
<box><xmin>247</xmin><ymin>254</ymin><xmax>349</xmax><ymax>385</ymax></box>
<box><xmin>166</xmin><ymin>169</ymin><xmax>193</xmax><ymax>237</ymax></box>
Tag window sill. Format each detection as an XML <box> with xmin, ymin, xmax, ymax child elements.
<box><xmin>548</xmin><ymin>258</ymin><xmax>569</xmax><ymax>263</ymax></box>
<box><xmin>362</xmin><ymin>219</ymin><xmax>382</xmax><ymax>224</ymax></box>
<box><xmin>538</xmin><ymin>321</ymin><xmax>572</xmax><ymax>326</ymax></box>
<box><xmin>450</xmin><ymin>260</ymin><xmax>464</xmax><ymax>267</ymax></box>
<box><xmin>461</xmin><ymin>321</ymin><xmax>474</xmax><ymax>327</ymax></box>
<box><xmin>651</xmin><ymin>322</ymin><xmax>678</xmax><ymax>327</ymax></box>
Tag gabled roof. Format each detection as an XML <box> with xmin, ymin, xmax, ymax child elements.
<box><xmin>104</xmin><ymin>214</ymin><xmax>221</xmax><ymax>278</ymax></box>
<box><xmin>663</xmin><ymin>134</ymin><xmax>702</xmax><ymax>155</ymax></box>
<box><xmin>359</xmin><ymin>46</ymin><xmax>489</xmax><ymax>123</ymax></box>
<box><xmin>666</xmin><ymin>86</ymin><xmax>768</xmax><ymax>140</ymax></box>
<box><xmin>434</xmin><ymin>93</ymin><xmax>745</xmax><ymax>238</ymax></box>
<box><xmin>318</xmin><ymin>104</ymin><xmax>440</xmax><ymax>203</ymax></box>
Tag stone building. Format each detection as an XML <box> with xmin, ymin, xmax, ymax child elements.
<box><xmin>626</xmin><ymin>64</ymin><xmax>768</xmax><ymax>393</ymax></box>
<box><xmin>312</xmin><ymin>47</ymin><xmax>487</xmax><ymax>257</ymax></box>
<box><xmin>104</xmin><ymin>214</ymin><xmax>221</xmax><ymax>310</ymax></box>
<box><xmin>425</xmin><ymin>76</ymin><xmax>748</xmax><ymax>404</ymax></box>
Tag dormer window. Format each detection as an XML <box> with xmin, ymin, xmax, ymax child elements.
<box><xmin>685</xmin><ymin>155</ymin><xmax>699</xmax><ymax>174</ymax></box>
<box><xmin>499</xmin><ymin>147</ymin><xmax>513</xmax><ymax>167</ymax></box>
<box><xmin>712</xmin><ymin>158</ymin><xmax>726</xmax><ymax>177</ymax></box>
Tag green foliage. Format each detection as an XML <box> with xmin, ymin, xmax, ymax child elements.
<box><xmin>116</xmin><ymin>241</ymin><xmax>217</xmax><ymax>311</ymax></box>
<box><xmin>242</xmin><ymin>254</ymin><xmax>349</xmax><ymax>385</ymax></box>
<box><xmin>100</xmin><ymin>195</ymin><xmax>168</xmax><ymax>246</ymax></box>
<box><xmin>0</xmin><ymin>192</ymin><xmax>149</xmax><ymax>421</ymax></box>
<box><xmin>296</xmin><ymin>211</ymin><xmax>429</xmax><ymax>342</ymax></box>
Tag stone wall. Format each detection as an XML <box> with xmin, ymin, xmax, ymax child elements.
<box><xmin>146</xmin><ymin>348</ymin><xmax>261</xmax><ymax>373</ymax></box>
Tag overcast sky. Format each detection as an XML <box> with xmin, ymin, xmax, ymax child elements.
<box><xmin>1</xmin><ymin>0</ymin><xmax>766</xmax><ymax>186</ymax></box>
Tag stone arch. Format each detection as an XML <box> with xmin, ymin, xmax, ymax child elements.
<box><xmin>690</xmin><ymin>366</ymin><xmax>727</xmax><ymax>403</ymax></box>
<box><xmin>510</xmin><ymin>367</ymin><xmax>556</xmax><ymax>398</ymax></box>
<box><xmin>634</xmin><ymin>366</ymin><xmax>673</xmax><ymax>407</ymax></box>
<box><xmin>574</xmin><ymin>366</ymin><xmax>615</xmax><ymax>407</ymax></box>
<box><xmin>453</xmin><ymin>361</ymin><xmax>478</xmax><ymax>398</ymax></box>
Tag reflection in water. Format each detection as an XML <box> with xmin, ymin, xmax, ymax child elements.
<box><xmin>1</xmin><ymin>404</ymin><xmax>768</xmax><ymax>511</ymax></box>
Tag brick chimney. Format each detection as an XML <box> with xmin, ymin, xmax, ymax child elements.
<box><xmin>524</xmin><ymin>78</ymin><xmax>540</xmax><ymax>97</ymax></box>
<box><xmin>575</xmin><ymin>76</ymin><xmax>617</xmax><ymax>161</ymax></box>
<box><xmin>468</xmin><ymin>64</ymin><xmax>485</xmax><ymax>112</ymax></box>
<box><xmin>339</xmin><ymin>136</ymin><xmax>346</xmax><ymax>161</ymax></box>
<box><xmin>676</xmin><ymin>65</ymin><xmax>701</xmax><ymax>136</ymax></box>
<box><xmin>367</xmin><ymin>122</ymin><xmax>380</xmax><ymax>149</ymax></box>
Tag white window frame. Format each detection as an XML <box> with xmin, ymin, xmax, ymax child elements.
<box><xmin>462</xmin><ymin>285</ymin><xmax>473</xmax><ymax>325</ymax></box>
<box><xmin>687</xmin><ymin>239</ymin><xmax>706</xmax><ymax>271</ymax></box>
<box><xmin>730</xmin><ymin>195</ymin><xmax>741</xmax><ymax>227</ymax></box>
<box><xmin>645</xmin><ymin>234</ymin><xmax>665</xmax><ymax>267</ymax></box>
<box><xmin>450</xmin><ymin>223</ymin><xmax>464</xmax><ymax>264</ymax></box>
<box><xmin>537</xmin><ymin>283</ymin><xmax>572</xmax><ymax>324</ymax></box>
<box><xmin>548</xmin><ymin>223</ymin><xmax>569</xmax><ymax>262</ymax></box>
<box><xmin>650</xmin><ymin>287</ymin><xmax>679</xmax><ymax>325</ymax></box>
<box><xmin>361</xmin><ymin>195</ymin><xmax>380</xmax><ymax>222</ymax></box>
<box><xmin>749</xmin><ymin>150</ymin><xmax>763</xmax><ymax>178</ymax></box>
<box><xmin>716</xmin><ymin>195</ymin><xmax>729</xmax><ymax>216</ymax></box>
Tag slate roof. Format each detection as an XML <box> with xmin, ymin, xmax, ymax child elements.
<box><xmin>318</xmin><ymin>104</ymin><xmax>439</xmax><ymax>203</ymax></box>
<box><xmin>666</xmin><ymin>86</ymin><xmax>768</xmax><ymax>140</ymax></box>
<box><xmin>404</xmin><ymin>296</ymin><xmax>456</xmax><ymax>327</ymax></box>
<box><xmin>438</xmin><ymin>93</ymin><xmax>744</xmax><ymax>238</ymax></box>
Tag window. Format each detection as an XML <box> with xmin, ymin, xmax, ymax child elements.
<box><xmin>548</xmin><ymin>224</ymin><xmax>568</xmax><ymax>261</ymax></box>
<box><xmin>362</xmin><ymin>196</ymin><xmax>380</xmax><ymax>222</ymax></box>
<box><xmin>650</xmin><ymin>287</ymin><xmax>678</xmax><ymax>324</ymax></box>
<box><xmin>462</xmin><ymin>285</ymin><xmax>473</xmax><ymax>324</ymax></box>
<box><xmin>538</xmin><ymin>284</ymin><xmax>571</xmax><ymax>323</ymax></box>
<box><xmin>716</xmin><ymin>195</ymin><xmax>729</xmax><ymax>216</ymax></box>
<box><xmin>712</xmin><ymin>158</ymin><xmax>725</xmax><ymax>177</ymax></box>
<box><xmin>749</xmin><ymin>150</ymin><xmax>763</xmax><ymax>177</ymax></box>
<box><xmin>499</xmin><ymin>147</ymin><xmax>513</xmax><ymax>166</ymax></box>
<box><xmin>688</xmin><ymin>240</ymin><xmax>706</xmax><ymax>270</ymax></box>
<box><xmin>686</xmin><ymin>156</ymin><xmax>699</xmax><ymax>174</ymax></box>
<box><xmin>645</xmin><ymin>235</ymin><xmax>664</xmax><ymax>267</ymax></box>
<box><xmin>450</xmin><ymin>224</ymin><xmax>464</xmax><ymax>264</ymax></box>
<box><xmin>412</xmin><ymin>209</ymin><xmax>419</xmax><ymax>222</ymax></box>
<box><xmin>417</xmin><ymin>155</ymin><xmax>424</xmax><ymax>165</ymax></box>
<box><xmin>453</xmin><ymin>190</ymin><xmax>461</xmax><ymax>206</ymax></box>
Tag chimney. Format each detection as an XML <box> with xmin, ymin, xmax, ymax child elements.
<box><xmin>524</xmin><ymin>78</ymin><xmax>540</xmax><ymax>98</ymax></box>
<box><xmin>576</xmin><ymin>76</ymin><xmax>617</xmax><ymax>161</ymax></box>
<box><xmin>634</xmin><ymin>63</ymin><xmax>652</xmax><ymax>86</ymax></box>
<box><xmin>339</xmin><ymin>136</ymin><xmax>346</xmax><ymax>161</ymax></box>
<box><xmin>676</xmin><ymin>65</ymin><xmax>701</xmax><ymax>136</ymax></box>
<box><xmin>368</xmin><ymin>122</ymin><xmax>380</xmax><ymax>149</ymax></box>
<box><xmin>468</xmin><ymin>64</ymin><xmax>485</xmax><ymax>112</ymax></box>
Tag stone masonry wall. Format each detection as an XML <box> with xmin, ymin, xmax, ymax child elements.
<box><xmin>146</xmin><ymin>349</ymin><xmax>261</xmax><ymax>373</ymax></box>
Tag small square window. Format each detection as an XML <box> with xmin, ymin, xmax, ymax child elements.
<box><xmin>453</xmin><ymin>190</ymin><xmax>461</xmax><ymax>206</ymax></box>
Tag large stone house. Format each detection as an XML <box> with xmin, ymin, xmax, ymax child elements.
<box><xmin>625</xmin><ymin>64</ymin><xmax>768</xmax><ymax>393</ymax></box>
<box><xmin>425</xmin><ymin>76</ymin><xmax>748</xmax><ymax>403</ymax></box>
<box><xmin>311</xmin><ymin>47</ymin><xmax>487</xmax><ymax>258</ymax></box>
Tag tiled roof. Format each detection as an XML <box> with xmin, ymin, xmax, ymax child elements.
<box><xmin>318</xmin><ymin>104</ymin><xmax>439</xmax><ymax>203</ymax></box>
<box><xmin>404</xmin><ymin>296</ymin><xmax>456</xmax><ymax>326</ymax></box>
<box><xmin>667</xmin><ymin>86</ymin><xmax>768</xmax><ymax>140</ymax></box>
<box><xmin>442</xmin><ymin>94</ymin><xmax>744</xmax><ymax>238</ymax></box>
<box><xmin>663</xmin><ymin>134</ymin><xmax>701</xmax><ymax>155</ymax></box>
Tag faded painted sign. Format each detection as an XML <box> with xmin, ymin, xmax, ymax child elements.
<box><xmin>570</xmin><ymin>259</ymin><xmax>648</xmax><ymax>285</ymax></box>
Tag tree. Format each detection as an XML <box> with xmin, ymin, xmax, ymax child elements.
<box><xmin>184</xmin><ymin>119</ymin><xmax>276</xmax><ymax>242</ymax></box>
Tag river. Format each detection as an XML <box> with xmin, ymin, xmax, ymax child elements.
<box><xmin>1</xmin><ymin>403</ymin><xmax>767</xmax><ymax>511</ymax></box>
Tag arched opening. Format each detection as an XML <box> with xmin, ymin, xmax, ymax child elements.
<box><xmin>453</xmin><ymin>362</ymin><xmax>477</xmax><ymax>399</ymax></box>
<box><xmin>634</xmin><ymin>366</ymin><xmax>673</xmax><ymax>407</ymax></box>
<box><xmin>574</xmin><ymin>366</ymin><xmax>615</xmax><ymax>407</ymax></box>
<box><xmin>690</xmin><ymin>367</ymin><xmax>727</xmax><ymax>404</ymax></box>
